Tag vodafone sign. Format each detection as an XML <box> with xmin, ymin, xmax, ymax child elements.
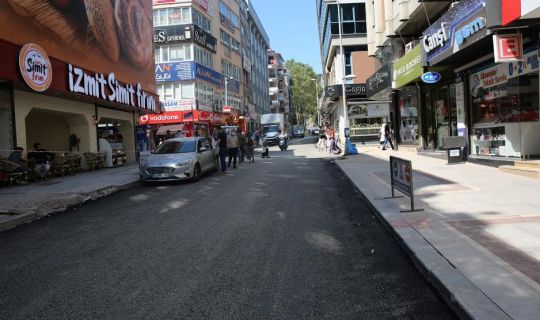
<box><xmin>19</xmin><ymin>43</ymin><xmax>52</xmax><ymax>92</ymax></box>
<box><xmin>139</xmin><ymin>112</ymin><xmax>183</xmax><ymax>124</ymax></box>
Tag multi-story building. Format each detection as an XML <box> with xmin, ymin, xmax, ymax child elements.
<box><xmin>366</xmin><ymin>0</ymin><xmax>540</xmax><ymax>163</ymax></box>
<box><xmin>316</xmin><ymin>0</ymin><xmax>381</xmax><ymax>142</ymax></box>
<box><xmin>151</xmin><ymin>0</ymin><xmax>244</xmax><ymax>136</ymax></box>
<box><xmin>244</xmin><ymin>0</ymin><xmax>270</xmax><ymax>130</ymax></box>
<box><xmin>267</xmin><ymin>49</ymin><xmax>290</xmax><ymax>117</ymax></box>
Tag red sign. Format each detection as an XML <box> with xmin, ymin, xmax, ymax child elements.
<box><xmin>502</xmin><ymin>0</ymin><xmax>522</xmax><ymax>26</ymax></box>
<box><xmin>139</xmin><ymin>112</ymin><xmax>183</xmax><ymax>124</ymax></box>
<box><xmin>493</xmin><ymin>34</ymin><xmax>523</xmax><ymax>63</ymax></box>
<box><xmin>223</xmin><ymin>105</ymin><xmax>232</xmax><ymax>113</ymax></box>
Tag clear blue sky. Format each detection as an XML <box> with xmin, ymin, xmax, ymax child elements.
<box><xmin>250</xmin><ymin>0</ymin><xmax>322</xmax><ymax>74</ymax></box>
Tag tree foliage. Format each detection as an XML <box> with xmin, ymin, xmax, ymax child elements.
<box><xmin>285</xmin><ymin>59</ymin><xmax>321</xmax><ymax>126</ymax></box>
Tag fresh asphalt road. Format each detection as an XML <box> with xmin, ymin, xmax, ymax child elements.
<box><xmin>0</xmin><ymin>141</ymin><xmax>456</xmax><ymax>319</ymax></box>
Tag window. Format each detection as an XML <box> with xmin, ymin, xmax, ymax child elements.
<box><xmin>219</xmin><ymin>1</ymin><xmax>239</xmax><ymax>29</ymax></box>
<box><xmin>220</xmin><ymin>30</ymin><xmax>240</xmax><ymax>57</ymax></box>
<box><xmin>194</xmin><ymin>47</ymin><xmax>213</xmax><ymax>68</ymax></box>
<box><xmin>155</xmin><ymin>44</ymin><xmax>193</xmax><ymax>63</ymax></box>
<box><xmin>221</xmin><ymin>60</ymin><xmax>241</xmax><ymax>81</ymax></box>
<box><xmin>328</xmin><ymin>3</ymin><xmax>366</xmax><ymax>35</ymax></box>
<box><xmin>192</xmin><ymin>8</ymin><xmax>211</xmax><ymax>32</ymax></box>
<box><xmin>196</xmin><ymin>83</ymin><xmax>215</xmax><ymax>109</ymax></box>
<box><xmin>157</xmin><ymin>83</ymin><xmax>195</xmax><ymax>100</ymax></box>
<box><xmin>153</xmin><ymin>7</ymin><xmax>192</xmax><ymax>26</ymax></box>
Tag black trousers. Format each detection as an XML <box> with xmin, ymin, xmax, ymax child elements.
<box><xmin>228</xmin><ymin>147</ymin><xmax>238</xmax><ymax>167</ymax></box>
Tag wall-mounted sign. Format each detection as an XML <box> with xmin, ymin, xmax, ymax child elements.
<box><xmin>161</xmin><ymin>99</ymin><xmax>197</xmax><ymax>112</ymax></box>
<box><xmin>421</xmin><ymin>72</ymin><xmax>442</xmax><ymax>84</ymax></box>
<box><xmin>366</xmin><ymin>64</ymin><xmax>392</xmax><ymax>99</ymax></box>
<box><xmin>18</xmin><ymin>43</ymin><xmax>52</xmax><ymax>92</ymax></box>
<box><xmin>392</xmin><ymin>45</ymin><xmax>425</xmax><ymax>89</ymax></box>
<box><xmin>223</xmin><ymin>106</ymin><xmax>232</xmax><ymax>113</ymax></box>
<box><xmin>194</xmin><ymin>63</ymin><xmax>221</xmax><ymax>87</ymax></box>
<box><xmin>193</xmin><ymin>25</ymin><xmax>217</xmax><ymax>52</ymax></box>
<box><xmin>324</xmin><ymin>84</ymin><xmax>367</xmax><ymax>100</ymax></box>
<box><xmin>68</xmin><ymin>64</ymin><xmax>156</xmax><ymax>111</ymax></box>
<box><xmin>348</xmin><ymin>104</ymin><xmax>390</xmax><ymax>118</ymax></box>
<box><xmin>153</xmin><ymin>24</ymin><xmax>216</xmax><ymax>53</ymax></box>
<box><xmin>422</xmin><ymin>0</ymin><xmax>489</xmax><ymax>66</ymax></box>
<box><xmin>155</xmin><ymin>62</ymin><xmax>195</xmax><ymax>82</ymax></box>
<box><xmin>493</xmin><ymin>33</ymin><xmax>523</xmax><ymax>62</ymax></box>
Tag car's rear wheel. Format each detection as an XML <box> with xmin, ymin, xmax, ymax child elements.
<box><xmin>192</xmin><ymin>163</ymin><xmax>201</xmax><ymax>182</ymax></box>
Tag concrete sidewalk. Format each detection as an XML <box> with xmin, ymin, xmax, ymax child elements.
<box><xmin>335</xmin><ymin>145</ymin><xmax>540</xmax><ymax>319</ymax></box>
<box><xmin>0</xmin><ymin>164</ymin><xmax>139</xmax><ymax>231</ymax></box>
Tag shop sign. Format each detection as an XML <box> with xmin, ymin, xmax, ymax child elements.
<box><xmin>470</xmin><ymin>49</ymin><xmax>539</xmax><ymax>93</ymax></box>
<box><xmin>193</xmin><ymin>25</ymin><xmax>217</xmax><ymax>53</ymax></box>
<box><xmin>323</xmin><ymin>84</ymin><xmax>367</xmax><ymax>100</ymax></box>
<box><xmin>422</xmin><ymin>0</ymin><xmax>489</xmax><ymax>65</ymax></box>
<box><xmin>195</xmin><ymin>63</ymin><xmax>221</xmax><ymax>86</ymax></box>
<box><xmin>18</xmin><ymin>43</ymin><xmax>52</xmax><ymax>92</ymax></box>
<box><xmin>421</xmin><ymin>72</ymin><xmax>442</xmax><ymax>84</ymax></box>
<box><xmin>154</xmin><ymin>25</ymin><xmax>190</xmax><ymax>44</ymax></box>
<box><xmin>156</xmin><ymin>62</ymin><xmax>195</xmax><ymax>82</ymax></box>
<box><xmin>366</xmin><ymin>64</ymin><xmax>391</xmax><ymax>98</ymax></box>
<box><xmin>223</xmin><ymin>105</ymin><xmax>232</xmax><ymax>113</ymax></box>
<box><xmin>392</xmin><ymin>45</ymin><xmax>424</xmax><ymax>89</ymax></box>
<box><xmin>493</xmin><ymin>34</ymin><xmax>523</xmax><ymax>63</ymax></box>
<box><xmin>161</xmin><ymin>99</ymin><xmax>197</xmax><ymax>112</ymax></box>
<box><xmin>390</xmin><ymin>156</ymin><xmax>420</xmax><ymax>211</ymax></box>
<box><xmin>68</xmin><ymin>64</ymin><xmax>156</xmax><ymax>111</ymax></box>
<box><xmin>210</xmin><ymin>112</ymin><xmax>224</xmax><ymax>123</ymax></box>
<box><xmin>139</xmin><ymin>112</ymin><xmax>183</xmax><ymax>124</ymax></box>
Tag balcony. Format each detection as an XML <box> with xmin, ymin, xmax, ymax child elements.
<box><xmin>269</xmin><ymin>87</ymin><xmax>279</xmax><ymax>94</ymax></box>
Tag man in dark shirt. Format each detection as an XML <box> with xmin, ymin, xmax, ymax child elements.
<box><xmin>216</xmin><ymin>128</ymin><xmax>228</xmax><ymax>174</ymax></box>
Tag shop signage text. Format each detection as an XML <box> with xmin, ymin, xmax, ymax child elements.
<box><xmin>324</xmin><ymin>84</ymin><xmax>367</xmax><ymax>100</ymax></box>
<box><xmin>421</xmin><ymin>72</ymin><xmax>441</xmax><ymax>84</ymax></box>
<box><xmin>68</xmin><ymin>64</ymin><xmax>156</xmax><ymax>111</ymax></box>
<box><xmin>195</xmin><ymin>63</ymin><xmax>221</xmax><ymax>86</ymax></box>
<box><xmin>153</xmin><ymin>25</ymin><xmax>216</xmax><ymax>52</ymax></box>
<box><xmin>422</xmin><ymin>0</ymin><xmax>489</xmax><ymax>65</ymax></box>
<box><xmin>161</xmin><ymin>99</ymin><xmax>197</xmax><ymax>112</ymax></box>
<box><xmin>470</xmin><ymin>49</ymin><xmax>539</xmax><ymax>92</ymax></box>
<box><xmin>423</xmin><ymin>23</ymin><xmax>448</xmax><ymax>54</ymax></box>
<box><xmin>392</xmin><ymin>45</ymin><xmax>424</xmax><ymax>89</ymax></box>
<box><xmin>155</xmin><ymin>62</ymin><xmax>195</xmax><ymax>82</ymax></box>
<box><xmin>139</xmin><ymin>110</ymin><xmax>225</xmax><ymax>125</ymax></box>
<box><xmin>19</xmin><ymin>43</ymin><xmax>52</xmax><ymax>92</ymax></box>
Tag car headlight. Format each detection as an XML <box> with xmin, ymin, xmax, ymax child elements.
<box><xmin>178</xmin><ymin>159</ymin><xmax>193</xmax><ymax>166</ymax></box>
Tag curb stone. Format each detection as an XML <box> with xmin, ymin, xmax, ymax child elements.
<box><xmin>332</xmin><ymin>159</ymin><xmax>510</xmax><ymax>320</ymax></box>
<box><xmin>0</xmin><ymin>180</ymin><xmax>140</xmax><ymax>232</ymax></box>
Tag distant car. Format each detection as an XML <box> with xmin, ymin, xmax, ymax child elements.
<box><xmin>292</xmin><ymin>125</ymin><xmax>305</xmax><ymax>138</ymax></box>
<box><xmin>139</xmin><ymin>137</ymin><xmax>217</xmax><ymax>182</ymax></box>
<box><xmin>309</xmin><ymin>127</ymin><xmax>320</xmax><ymax>135</ymax></box>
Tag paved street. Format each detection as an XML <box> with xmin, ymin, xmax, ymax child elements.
<box><xmin>0</xmin><ymin>142</ymin><xmax>455</xmax><ymax>319</ymax></box>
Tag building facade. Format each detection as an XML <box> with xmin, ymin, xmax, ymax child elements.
<box><xmin>316</xmin><ymin>0</ymin><xmax>381</xmax><ymax>142</ymax></box>
<box><xmin>267</xmin><ymin>49</ymin><xmax>291</xmax><ymax>117</ymax></box>
<box><xmin>366</xmin><ymin>0</ymin><xmax>540</xmax><ymax>160</ymax></box>
<box><xmin>0</xmin><ymin>1</ymin><xmax>157</xmax><ymax>167</ymax></box>
<box><xmin>244</xmin><ymin>0</ymin><xmax>270</xmax><ymax>130</ymax></box>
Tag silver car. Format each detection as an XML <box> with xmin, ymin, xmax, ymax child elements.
<box><xmin>139</xmin><ymin>137</ymin><xmax>217</xmax><ymax>182</ymax></box>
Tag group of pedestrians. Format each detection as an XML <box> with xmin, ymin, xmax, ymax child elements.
<box><xmin>215</xmin><ymin>128</ymin><xmax>255</xmax><ymax>175</ymax></box>
<box><xmin>316</xmin><ymin>126</ymin><xmax>342</xmax><ymax>154</ymax></box>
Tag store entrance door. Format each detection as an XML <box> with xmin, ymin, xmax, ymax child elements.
<box><xmin>424</xmin><ymin>85</ymin><xmax>458</xmax><ymax>150</ymax></box>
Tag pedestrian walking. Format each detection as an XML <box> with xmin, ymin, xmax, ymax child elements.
<box><xmin>382</xmin><ymin>122</ymin><xmax>395</xmax><ymax>150</ymax></box>
<box><xmin>246</xmin><ymin>134</ymin><xmax>255</xmax><ymax>163</ymax></box>
<box><xmin>237</xmin><ymin>130</ymin><xmax>246</xmax><ymax>163</ymax></box>
<box><xmin>227</xmin><ymin>129</ymin><xmax>239</xmax><ymax>168</ymax></box>
<box><xmin>216</xmin><ymin>128</ymin><xmax>228</xmax><ymax>174</ymax></box>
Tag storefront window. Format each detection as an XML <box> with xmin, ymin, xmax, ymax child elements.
<box><xmin>398</xmin><ymin>86</ymin><xmax>419</xmax><ymax>144</ymax></box>
<box><xmin>469</xmin><ymin>49</ymin><xmax>540</xmax><ymax>157</ymax></box>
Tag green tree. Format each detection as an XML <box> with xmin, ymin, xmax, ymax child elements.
<box><xmin>285</xmin><ymin>59</ymin><xmax>321</xmax><ymax>126</ymax></box>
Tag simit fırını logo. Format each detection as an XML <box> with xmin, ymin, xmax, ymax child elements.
<box><xmin>19</xmin><ymin>43</ymin><xmax>52</xmax><ymax>92</ymax></box>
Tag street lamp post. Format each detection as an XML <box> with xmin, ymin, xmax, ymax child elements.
<box><xmin>336</xmin><ymin>0</ymin><xmax>348</xmax><ymax>139</ymax></box>
<box><xmin>224</xmin><ymin>77</ymin><xmax>230</xmax><ymax>107</ymax></box>
<box><xmin>311</xmin><ymin>78</ymin><xmax>320</xmax><ymax>127</ymax></box>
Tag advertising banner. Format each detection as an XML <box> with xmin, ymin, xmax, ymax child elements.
<box><xmin>156</xmin><ymin>62</ymin><xmax>195</xmax><ymax>82</ymax></box>
<box><xmin>0</xmin><ymin>0</ymin><xmax>156</xmax><ymax>95</ymax></box>
<box><xmin>161</xmin><ymin>99</ymin><xmax>197</xmax><ymax>112</ymax></box>
<box><xmin>194</xmin><ymin>63</ymin><xmax>222</xmax><ymax>87</ymax></box>
<box><xmin>389</xmin><ymin>156</ymin><xmax>420</xmax><ymax>211</ymax></box>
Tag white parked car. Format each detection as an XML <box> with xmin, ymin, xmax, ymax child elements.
<box><xmin>139</xmin><ymin>137</ymin><xmax>217</xmax><ymax>182</ymax></box>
